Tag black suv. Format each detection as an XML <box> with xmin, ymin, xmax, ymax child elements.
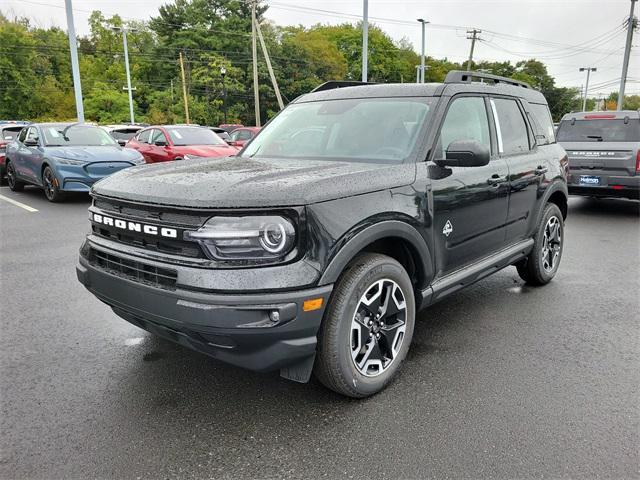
<box><xmin>77</xmin><ymin>71</ymin><xmax>568</xmax><ymax>397</ymax></box>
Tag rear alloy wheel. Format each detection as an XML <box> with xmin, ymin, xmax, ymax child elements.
<box><xmin>6</xmin><ymin>161</ymin><xmax>24</xmax><ymax>192</ymax></box>
<box><xmin>314</xmin><ymin>253</ymin><xmax>415</xmax><ymax>398</ymax></box>
<box><xmin>42</xmin><ymin>166</ymin><xmax>64</xmax><ymax>202</ymax></box>
<box><xmin>516</xmin><ymin>203</ymin><xmax>564</xmax><ymax>285</ymax></box>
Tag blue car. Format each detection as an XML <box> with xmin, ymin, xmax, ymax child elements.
<box><xmin>5</xmin><ymin>122</ymin><xmax>144</xmax><ymax>202</ymax></box>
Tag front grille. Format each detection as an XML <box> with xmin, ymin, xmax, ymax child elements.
<box><xmin>93</xmin><ymin>197</ymin><xmax>211</xmax><ymax>225</ymax></box>
<box><xmin>91</xmin><ymin>196</ymin><xmax>207</xmax><ymax>258</ymax></box>
<box><xmin>91</xmin><ymin>224</ymin><xmax>203</xmax><ymax>258</ymax></box>
<box><xmin>89</xmin><ymin>248</ymin><xmax>177</xmax><ymax>290</ymax></box>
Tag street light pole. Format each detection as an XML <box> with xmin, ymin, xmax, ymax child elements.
<box><xmin>64</xmin><ymin>0</ymin><xmax>84</xmax><ymax>122</ymax></box>
<box><xmin>362</xmin><ymin>0</ymin><xmax>368</xmax><ymax>82</ymax></box>
<box><xmin>579</xmin><ymin>67</ymin><xmax>597</xmax><ymax>111</ymax></box>
<box><xmin>113</xmin><ymin>27</ymin><xmax>135</xmax><ymax>124</ymax></box>
<box><xmin>220</xmin><ymin>66</ymin><xmax>228</xmax><ymax>124</ymax></box>
<box><xmin>417</xmin><ymin>19</ymin><xmax>428</xmax><ymax>83</ymax></box>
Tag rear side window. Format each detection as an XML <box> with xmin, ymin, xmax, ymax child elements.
<box><xmin>528</xmin><ymin>103</ymin><xmax>556</xmax><ymax>144</ymax></box>
<box><xmin>557</xmin><ymin>119</ymin><xmax>640</xmax><ymax>142</ymax></box>
<box><xmin>18</xmin><ymin>128</ymin><xmax>28</xmax><ymax>143</ymax></box>
<box><xmin>491</xmin><ymin>98</ymin><xmax>530</xmax><ymax>155</ymax></box>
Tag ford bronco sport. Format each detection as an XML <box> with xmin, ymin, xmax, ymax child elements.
<box><xmin>77</xmin><ymin>71</ymin><xmax>569</xmax><ymax>398</ymax></box>
<box><xmin>557</xmin><ymin>110</ymin><xmax>640</xmax><ymax>199</ymax></box>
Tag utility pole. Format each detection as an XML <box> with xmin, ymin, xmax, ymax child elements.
<box><xmin>179</xmin><ymin>51</ymin><xmax>190</xmax><ymax>124</ymax></box>
<box><xmin>112</xmin><ymin>26</ymin><xmax>135</xmax><ymax>124</ymax></box>
<box><xmin>417</xmin><ymin>19</ymin><xmax>428</xmax><ymax>83</ymax></box>
<box><xmin>362</xmin><ymin>0</ymin><xmax>368</xmax><ymax>82</ymax></box>
<box><xmin>64</xmin><ymin>0</ymin><xmax>84</xmax><ymax>122</ymax></box>
<box><xmin>466</xmin><ymin>29</ymin><xmax>481</xmax><ymax>71</ymax></box>
<box><xmin>617</xmin><ymin>0</ymin><xmax>637</xmax><ymax>110</ymax></box>
<box><xmin>251</xmin><ymin>1</ymin><xmax>261</xmax><ymax>126</ymax></box>
<box><xmin>254</xmin><ymin>16</ymin><xmax>284</xmax><ymax>110</ymax></box>
<box><xmin>579</xmin><ymin>67</ymin><xmax>597</xmax><ymax>111</ymax></box>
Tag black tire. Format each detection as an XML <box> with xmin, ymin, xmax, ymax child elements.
<box><xmin>6</xmin><ymin>161</ymin><xmax>25</xmax><ymax>192</ymax></box>
<box><xmin>42</xmin><ymin>166</ymin><xmax>64</xmax><ymax>202</ymax></box>
<box><xmin>516</xmin><ymin>203</ymin><xmax>564</xmax><ymax>285</ymax></box>
<box><xmin>314</xmin><ymin>253</ymin><xmax>415</xmax><ymax>398</ymax></box>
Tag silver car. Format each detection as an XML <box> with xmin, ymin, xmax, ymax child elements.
<box><xmin>557</xmin><ymin>110</ymin><xmax>639</xmax><ymax>199</ymax></box>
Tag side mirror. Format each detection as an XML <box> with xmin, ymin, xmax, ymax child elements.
<box><xmin>154</xmin><ymin>140</ymin><xmax>168</xmax><ymax>147</ymax></box>
<box><xmin>435</xmin><ymin>139</ymin><xmax>490</xmax><ymax>167</ymax></box>
<box><xmin>24</xmin><ymin>138</ymin><xmax>39</xmax><ymax>147</ymax></box>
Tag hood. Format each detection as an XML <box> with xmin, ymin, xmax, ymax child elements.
<box><xmin>46</xmin><ymin>145</ymin><xmax>142</xmax><ymax>163</ymax></box>
<box><xmin>93</xmin><ymin>156</ymin><xmax>416</xmax><ymax>208</ymax></box>
<box><xmin>174</xmin><ymin>145</ymin><xmax>239</xmax><ymax>157</ymax></box>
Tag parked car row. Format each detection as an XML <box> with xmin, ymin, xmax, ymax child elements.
<box><xmin>2</xmin><ymin>122</ymin><xmax>262</xmax><ymax>202</ymax></box>
<box><xmin>2</xmin><ymin>107</ymin><xmax>637</xmax><ymax>204</ymax></box>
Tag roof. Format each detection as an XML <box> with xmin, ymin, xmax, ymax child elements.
<box><xmin>560</xmin><ymin>110</ymin><xmax>640</xmax><ymax>121</ymax></box>
<box><xmin>296</xmin><ymin>78</ymin><xmax>548</xmax><ymax>105</ymax></box>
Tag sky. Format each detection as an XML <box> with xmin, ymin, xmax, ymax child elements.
<box><xmin>3</xmin><ymin>0</ymin><xmax>639</xmax><ymax>97</ymax></box>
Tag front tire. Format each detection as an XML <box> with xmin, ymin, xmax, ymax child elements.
<box><xmin>517</xmin><ymin>203</ymin><xmax>564</xmax><ymax>285</ymax></box>
<box><xmin>314</xmin><ymin>253</ymin><xmax>415</xmax><ymax>398</ymax></box>
<box><xmin>42</xmin><ymin>166</ymin><xmax>64</xmax><ymax>202</ymax></box>
<box><xmin>6</xmin><ymin>161</ymin><xmax>25</xmax><ymax>191</ymax></box>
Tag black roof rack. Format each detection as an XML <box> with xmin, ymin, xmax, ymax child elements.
<box><xmin>445</xmin><ymin>70</ymin><xmax>531</xmax><ymax>89</ymax></box>
<box><xmin>311</xmin><ymin>80</ymin><xmax>377</xmax><ymax>93</ymax></box>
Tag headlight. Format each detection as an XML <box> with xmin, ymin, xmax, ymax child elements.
<box><xmin>183</xmin><ymin>154</ymin><xmax>205</xmax><ymax>161</ymax></box>
<box><xmin>55</xmin><ymin>157</ymin><xmax>86</xmax><ymax>165</ymax></box>
<box><xmin>184</xmin><ymin>215</ymin><xmax>296</xmax><ymax>262</ymax></box>
<box><xmin>131</xmin><ymin>154</ymin><xmax>145</xmax><ymax>165</ymax></box>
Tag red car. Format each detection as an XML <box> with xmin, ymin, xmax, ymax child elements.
<box><xmin>0</xmin><ymin>122</ymin><xmax>28</xmax><ymax>180</ymax></box>
<box><xmin>126</xmin><ymin>125</ymin><xmax>238</xmax><ymax>163</ymax></box>
<box><xmin>227</xmin><ymin>127</ymin><xmax>261</xmax><ymax>148</ymax></box>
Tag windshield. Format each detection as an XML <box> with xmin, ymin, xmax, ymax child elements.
<box><xmin>43</xmin><ymin>125</ymin><xmax>117</xmax><ymax>146</ymax></box>
<box><xmin>557</xmin><ymin>119</ymin><xmax>640</xmax><ymax>142</ymax></box>
<box><xmin>241</xmin><ymin>97</ymin><xmax>434</xmax><ymax>163</ymax></box>
<box><xmin>166</xmin><ymin>127</ymin><xmax>226</xmax><ymax>146</ymax></box>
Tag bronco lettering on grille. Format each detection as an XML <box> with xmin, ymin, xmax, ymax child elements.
<box><xmin>92</xmin><ymin>213</ymin><xmax>178</xmax><ymax>238</ymax></box>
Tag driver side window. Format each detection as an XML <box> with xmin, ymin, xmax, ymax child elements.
<box><xmin>137</xmin><ymin>130</ymin><xmax>151</xmax><ymax>144</ymax></box>
<box><xmin>26</xmin><ymin>127</ymin><xmax>40</xmax><ymax>145</ymax></box>
<box><xmin>435</xmin><ymin>96</ymin><xmax>490</xmax><ymax>160</ymax></box>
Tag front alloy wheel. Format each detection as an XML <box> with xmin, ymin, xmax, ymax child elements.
<box><xmin>315</xmin><ymin>253</ymin><xmax>415</xmax><ymax>398</ymax></box>
<box><xmin>351</xmin><ymin>279</ymin><xmax>407</xmax><ymax>377</ymax></box>
<box><xmin>42</xmin><ymin>166</ymin><xmax>63</xmax><ymax>202</ymax></box>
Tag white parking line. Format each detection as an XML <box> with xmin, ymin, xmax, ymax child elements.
<box><xmin>0</xmin><ymin>194</ymin><xmax>39</xmax><ymax>212</ymax></box>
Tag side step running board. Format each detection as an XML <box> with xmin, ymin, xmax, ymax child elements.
<box><xmin>419</xmin><ymin>239</ymin><xmax>534</xmax><ymax>309</ymax></box>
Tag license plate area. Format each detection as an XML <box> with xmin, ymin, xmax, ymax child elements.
<box><xmin>579</xmin><ymin>175</ymin><xmax>601</xmax><ymax>186</ymax></box>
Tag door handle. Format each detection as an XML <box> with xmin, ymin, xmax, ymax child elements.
<box><xmin>487</xmin><ymin>174</ymin><xmax>508</xmax><ymax>187</ymax></box>
<box><xmin>535</xmin><ymin>165</ymin><xmax>548</xmax><ymax>175</ymax></box>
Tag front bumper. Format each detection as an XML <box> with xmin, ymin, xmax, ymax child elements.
<box><xmin>76</xmin><ymin>247</ymin><xmax>333</xmax><ymax>382</ymax></box>
<box><xmin>56</xmin><ymin>163</ymin><xmax>136</xmax><ymax>192</ymax></box>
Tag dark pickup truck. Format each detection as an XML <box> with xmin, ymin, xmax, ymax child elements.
<box><xmin>77</xmin><ymin>71</ymin><xmax>568</xmax><ymax>397</ymax></box>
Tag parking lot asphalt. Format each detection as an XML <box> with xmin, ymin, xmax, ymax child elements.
<box><xmin>1</xmin><ymin>186</ymin><xmax>638</xmax><ymax>480</ymax></box>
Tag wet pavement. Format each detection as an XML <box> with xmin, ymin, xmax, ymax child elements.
<box><xmin>1</xmin><ymin>186</ymin><xmax>638</xmax><ymax>479</ymax></box>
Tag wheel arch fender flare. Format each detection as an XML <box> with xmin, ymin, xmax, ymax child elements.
<box><xmin>318</xmin><ymin>220</ymin><xmax>434</xmax><ymax>287</ymax></box>
<box><xmin>536</xmin><ymin>179</ymin><xmax>568</xmax><ymax>224</ymax></box>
